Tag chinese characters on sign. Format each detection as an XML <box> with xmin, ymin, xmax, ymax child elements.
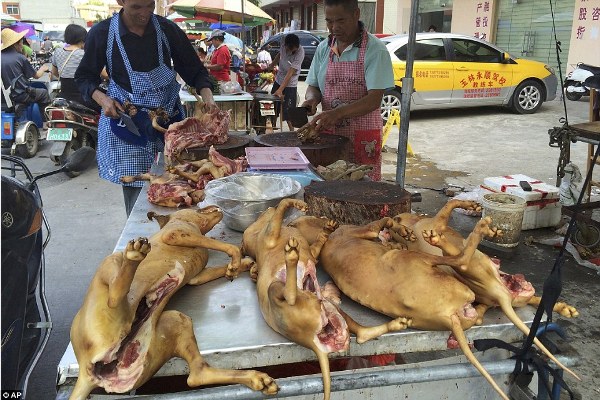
<box><xmin>460</xmin><ymin>70</ymin><xmax>506</xmax><ymax>98</ymax></box>
<box><xmin>567</xmin><ymin>0</ymin><xmax>600</xmax><ymax>68</ymax></box>
<box><xmin>474</xmin><ymin>1</ymin><xmax>492</xmax><ymax>40</ymax></box>
<box><xmin>573</xmin><ymin>0</ymin><xmax>600</xmax><ymax>40</ymax></box>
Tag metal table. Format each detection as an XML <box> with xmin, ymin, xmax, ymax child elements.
<box><xmin>179</xmin><ymin>90</ymin><xmax>253</xmax><ymax>132</ymax></box>
<box><xmin>56</xmin><ymin>184</ymin><xmax>577</xmax><ymax>399</ymax></box>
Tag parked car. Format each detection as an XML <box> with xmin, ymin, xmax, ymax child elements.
<box><xmin>258</xmin><ymin>31</ymin><xmax>326</xmax><ymax>77</ymax></box>
<box><xmin>380</xmin><ymin>33</ymin><xmax>558</xmax><ymax>121</ymax></box>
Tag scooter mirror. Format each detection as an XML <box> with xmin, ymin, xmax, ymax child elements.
<box><xmin>63</xmin><ymin>146</ymin><xmax>97</xmax><ymax>174</ymax></box>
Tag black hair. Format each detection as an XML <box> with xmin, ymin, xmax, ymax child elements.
<box><xmin>64</xmin><ymin>24</ymin><xmax>87</xmax><ymax>45</ymax></box>
<box><xmin>428</xmin><ymin>25</ymin><xmax>438</xmax><ymax>32</ymax></box>
<box><xmin>324</xmin><ymin>0</ymin><xmax>359</xmax><ymax>10</ymax></box>
<box><xmin>197</xmin><ymin>47</ymin><xmax>207</xmax><ymax>55</ymax></box>
<box><xmin>284</xmin><ymin>33</ymin><xmax>300</xmax><ymax>49</ymax></box>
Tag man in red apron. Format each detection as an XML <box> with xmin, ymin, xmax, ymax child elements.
<box><xmin>301</xmin><ymin>0</ymin><xmax>394</xmax><ymax>181</ymax></box>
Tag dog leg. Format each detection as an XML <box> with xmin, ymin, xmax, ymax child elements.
<box><xmin>152</xmin><ymin>311</ymin><xmax>278</xmax><ymax>394</ymax></box>
<box><xmin>263</xmin><ymin>199</ymin><xmax>308</xmax><ymax>248</ymax></box>
<box><xmin>69</xmin><ymin>370</ymin><xmax>97</xmax><ymax>400</ymax></box>
<box><xmin>104</xmin><ymin>237</ymin><xmax>150</xmax><ymax>308</ymax></box>
<box><xmin>349</xmin><ymin>217</ymin><xmax>395</xmax><ymax>240</ymax></box>
<box><xmin>527</xmin><ymin>296</ymin><xmax>579</xmax><ymax>318</ymax></box>
<box><xmin>188</xmin><ymin>257</ymin><xmax>255</xmax><ymax>285</ymax></box>
<box><xmin>159</xmin><ymin>230</ymin><xmax>243</xmax><ymax>280</ymax></box>
<box><xmin>339</xmin><ymin>308</ymin><xmax>412</xmax><ymax>344</ymax></box>
<box><xmin>431</xmin><ymin>200</ymin><xmax>482</xmax><ymax>231</ymax></box>
<box><xmin>284</xmin><ymin>238</ymin><xmax>300</xmax><ymax>306</ymax></box>
<box><xmin>475</xmin><ymin>303</ymin><xmax>492</xmax><ymax>325</ymax></box>
<box><xmin>309</xmin><ymin>219</ymin><xmax>337</xmax><ymax>259</ymax></box>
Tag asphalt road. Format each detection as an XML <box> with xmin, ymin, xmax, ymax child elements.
<box><xmin>3</xmin><ymin>93</ymin><xmax>598</xmax><ymax>399</ymax></box>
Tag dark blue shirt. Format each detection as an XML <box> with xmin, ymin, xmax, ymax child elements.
<box><xmin>75</xmin><ymin>11</ymin><xmax>211</xmax><ymax>103</ymax></box>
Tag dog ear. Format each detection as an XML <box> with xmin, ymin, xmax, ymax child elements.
<box><xmin>147</xmin><ymin>211</ymin><xmax>170</xmax><ymax>229</ymax></box>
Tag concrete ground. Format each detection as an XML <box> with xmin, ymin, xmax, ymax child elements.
<box><xmin>5</xmin><ymin>86</ymin><xmax>599</xmax><ymax>399</ymax></box>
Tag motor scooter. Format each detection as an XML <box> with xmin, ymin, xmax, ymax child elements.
<box><xmin>45</xmin><ymin>98</ymin><xmax>99</xmax><ymax>177</ymax></box>
<box><xmin>564</xmin><ymin>63</ymin><xmax>600</xmax><ymax>101</ymax></box>
<box><xmin>1</xmin><ymin>78</ymin><xmax>47</xmax><ymax>158</ymax></box>
<box><xmin>1</xmin><ymin>147</ymin><xmax>96</xmax><ymax>398</ymax></box>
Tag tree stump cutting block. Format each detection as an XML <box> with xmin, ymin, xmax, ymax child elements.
<box><xmin>304</xmin><ymin>181</ymin><xmax>411</xmax><ymax>226</ymax></box>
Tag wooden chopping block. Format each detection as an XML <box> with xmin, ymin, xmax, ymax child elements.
<box><xmin>304</xmin><ymin>180</ymin><xmax>411</xmax><ymax>225</ymax></box>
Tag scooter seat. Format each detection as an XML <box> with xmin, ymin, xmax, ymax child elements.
<box><xmin>579</xmin><ymin>63</ymin><xmax>600</xmax><ymax>75</ymax></box>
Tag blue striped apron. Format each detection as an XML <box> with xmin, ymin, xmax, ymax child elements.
<box><xmin>97</xmin><ymin>13</ymin><xmax>184</xmax><ymax>186</ymax></box>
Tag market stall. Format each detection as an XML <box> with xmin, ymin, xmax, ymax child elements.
<box><xmin>179</xmin><ymin>89</ymin><xmax>253</xmax><ymax>132</ymax></box>
<box><xmin>55</xmin><ymin>169</ymin><xmax>578</xmax><ymax>399</ymax></box>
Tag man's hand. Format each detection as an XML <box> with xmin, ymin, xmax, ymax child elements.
<box><xmin>93</xmin><ymin>90</ymin><xmax>124</xmax><ymax>119</ymax></box>
<box><xmin>310</xmin><ymin>108</ymin><xmax>343</xmax><ymax>131</ymax></box>
<box><xmin>273</xmin><ymin>88</ymin><xmax>284</xmax><ymax>98</ymax></box>
<box><xmin>199</xmin><ymin>87</ymin><xmax>215</xmax><ymax>105</ymax></box>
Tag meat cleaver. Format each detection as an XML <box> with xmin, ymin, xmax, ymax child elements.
<box><xmin>118</xmin><ymin>111</ymin><xmax>141</xmax><ymax>136</ymax></box>
<box><xmin>288</xmin><ymin>106</ymin><xmax>310</xmax><ymax>128</ymax></box>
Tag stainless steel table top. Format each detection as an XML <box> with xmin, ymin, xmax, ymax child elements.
<box><xmin>57</xmin><ymin>184</ymin><xmax>537</xmax><ymax>382</ymax></box>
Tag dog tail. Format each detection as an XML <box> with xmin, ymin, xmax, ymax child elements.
<box><xmin>450</xmin><ymin>315</ymin><xmax>510</xmax><ymax>400</ymax></box>
<box><xmin>498</xmin><ymin>299</ymin><xmax>580</xmax><ymax>381</ymax></box>
<box><xmin>316</xmin><ymin>349</ymin><xmax>331</xmax><ymax>400</ymax></box>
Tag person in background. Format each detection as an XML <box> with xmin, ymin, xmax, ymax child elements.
<box><xmin>428</xmin><ymin>25</ymin><xmax>438</xmax><ymax>32</ymax></box>
<box><xmin>21</xmin><ymin>37</ymin><xmax>33</xmax><ymax>58</ymax></box>
<box><xmin>51</xmin><ymin>24</ymin><xmax>90</xmax><ymax>106</ymax></box>
<box><xmin>269</xmin><ymin>33</ymin><xmax>304</xmax><ymax>131</ymax></box>
<box><xmin>42</xmin><ymin>36</ymin><xmax>53</xmax><ymax>52</ymax></box>
<box><xmin>204</xmin><ymin>29</ymin><xmax>230</xmax><ymax>82</ymax></box>
<box><xmin>75</xmin><ymin>0</ymin><xmax>215</xmax><ymax>217</ymax></box>
<box><xmin>1</xmin><ymin>29</ymin><xmax>51</xmax><ymax>116</ymax></box>
<box><xmin>257</xmin><ymin>47</ymin><xmax>272</xmax><ymax>70</ymax></box>
<box><xmin>196</xmin><ymin>47</ymin><xmax>207</xmax><ymax>62</ymax></box>
<box><xmin>301</xmin><ymin>0</ymin><xmax>393</xmax><ymax>181</ymax></box>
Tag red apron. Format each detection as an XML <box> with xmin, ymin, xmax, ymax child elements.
<box><xmin>323</xmin><ymin>30</ymin><xmax>383</xmax><ymax>181</ymax></box>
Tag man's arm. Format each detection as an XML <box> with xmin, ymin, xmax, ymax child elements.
<box><xmin>273</xmin><ymin>67</ymin><xmax>296</xmax><ymax>97</ymax></box>
<box><xmin>75</xmin><ymin>23</ymin><xmax>107</xmax><ymax>104</ymax></box>
<box><xmin>301</xmin><ymin>85</ymin><xmax>322</xmax><ymax>116</ymax></box>
<box><xmin>309</xmin><ymin>89</ymin><xmax>384</xmax><ymax>130</ymax></box>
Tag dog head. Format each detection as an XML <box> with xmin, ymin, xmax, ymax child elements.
<box><xmin>147</xmin><ymin>206</ymin><xmax>223</xmax><ymax>234</ymax></box>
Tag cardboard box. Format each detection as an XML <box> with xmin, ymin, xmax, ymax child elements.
<box><xmin>481</xmin><ymin>174</ymin><xmax>562</xmax><ymax>230</ymax></box>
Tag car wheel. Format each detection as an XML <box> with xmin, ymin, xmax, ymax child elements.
<box><xmin>511</xmin><ymin>80</ymin><xmax>544</xmax><ymax>114</ymax></box>
<box><xmin>15</xmin><ymin>124</ymin><xmax>39</xmax><ymax>158</ymax></box>
<box><xmin>381</xmin><ymin>89</ymin><xmax>402</xmax><ymax>122</ymax></box>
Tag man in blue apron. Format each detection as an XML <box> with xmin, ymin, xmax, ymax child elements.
<box><xmin>75</xmin><ymin>0</ymin><xmax>215</xmax><ymax>216</ymax></box>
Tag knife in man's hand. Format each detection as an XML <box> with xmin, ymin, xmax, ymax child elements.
<box><xmin>117</xmin><ymin>111</ymin><xmax>141</xmax><ymax>136</ymax></box>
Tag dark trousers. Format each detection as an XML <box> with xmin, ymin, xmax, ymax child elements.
<box><xmin>123</xmin><ymin>186</ymin><xmax>142</xmax><ymax>217</ymax></box>
<box><xmin>14</xmin><ymin>87</ymin><xmax>51</xmax><ymax>121</ymax></box>
<box><xmin>271</xmin><ymin>82</ymin><xmax>297</xmax><ymax>121</ymax></box>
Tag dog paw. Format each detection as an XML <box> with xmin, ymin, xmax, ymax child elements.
<box><xmin>397</xmin><ymin>224</ymin><xmax>416</xmax><ymax>242</ymax></box>
<box><xmin>253</xmin><ymin>372</ymin><xmax>279</xmax><ymax>395</ymax></box>
<box><xmin>126</xmin><ymin>237</ymin><xmax>150</xmax><ymax>261</ymax></box>
<box><xmin>325</xmin><ymin>219</ymin><xmax>338</xmax><ymax>233</ymax></box>
<box><xmin>423</xmin><ymin>229</ymin><xmax>442</xmax><ymax>246</ymax></box>
<box><xmin>555</xmin><ymin>302</ymin><xmax>579</xmax><ymax>318</ymax></box>
<box><xmin>225</xmin><ymin>262</ymin><xmax>240</xmax><ymax>281</ymax></box>
<box><xmin>249</xmin><ymin>263</ymin><xmax>259</xmax><ymax>282</ymax></box>
<box><xmin>388</xmin><ymin>316</ymin><xmax>412</xmax><ymax>331</ymax></box>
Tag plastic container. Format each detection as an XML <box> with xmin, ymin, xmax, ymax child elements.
<box><xmin>481</xmin><ymin>193</ymin><xmax>526</xmax><ymax>248</ymax></box>
<box><xmin>480</xmin><ymin>174</ymin><xmax>562</xmax><ymax>230</ymax></box>
<box><xmin>1</xmin><ymin>113</ymin><xmax>15</xmax><ymax>140</ymax></box>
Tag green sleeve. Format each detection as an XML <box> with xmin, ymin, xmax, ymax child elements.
<box><xmin>364</xmin><ymin>37</ymin><xmax>395</xmax><ymax>90</ymax></box>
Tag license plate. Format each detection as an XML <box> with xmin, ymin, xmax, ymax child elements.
<box><xmin>47</xmin><ymin>128</ymin><xmax>73</xmax><ymax>141</ymax></box>
<box><xmin>260</xmin><ymin>109</ymin><xmax>276</xmax><ymax>116</ymax></box>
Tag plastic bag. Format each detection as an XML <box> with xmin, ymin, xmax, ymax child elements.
<box><xmin>219</xmin><ymin>80</ymin><xmax>242</xmax><ymax>94</ymax></box>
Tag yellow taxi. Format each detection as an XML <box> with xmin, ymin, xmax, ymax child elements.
<box><xmin>380</xmin><ymin>33</ymin><xmax>558</xmax><ymax>121</ymax></box>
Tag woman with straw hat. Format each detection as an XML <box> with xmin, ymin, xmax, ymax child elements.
<box><xmin>1</xmin><ymin>28</ymin><xmax>51</xmax><ymax>113</ymax></box>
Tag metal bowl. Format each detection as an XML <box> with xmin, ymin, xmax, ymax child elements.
<box><xmin>204</xmin><ymin>172</ymin><xmax>302</xmax><ymax>232</ymax></box>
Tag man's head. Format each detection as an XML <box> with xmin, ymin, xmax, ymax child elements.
<box><xmin>64</xmin><ymin>24</ymin><xmax>87</xmax><ymax>45</ymax></box>
<box><xmin>208</xmin><ymin>29</ymin><xmax>225</xmax><ymax>46</ymax></box>
<box><xmin>284</xmin><ymin>33</ymin><xmax>300</xmax><ymax>53</ymax></box>
<box><xmin>1</xmin><ymin>28</ymin><xmax>27</xmax><ymax>52</ymax></box>
<box><xmin>324</xmin><ymin>0</ymin><xmax>360</xmax><ymax>44</ymax></box>
<box><xmin>117</xmin><ymin>0</ymin><xmax>155</xmax><ymax>31</ymax></box>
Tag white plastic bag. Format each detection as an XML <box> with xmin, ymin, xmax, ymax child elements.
<box><xmin>219</xmin><ymin>80</ymin><xmax>242</xmax><ymax>94</ymax></box>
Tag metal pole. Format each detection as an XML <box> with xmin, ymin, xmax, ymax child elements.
<box><xmin>241</xmin><ymin>0</ymin><xmax>246</xmax><ymax>91</ymax></box>
<box><xmin>395</xmin><ymin>0</ymin><xmax>420</xmax><ymax>187</ymax></box>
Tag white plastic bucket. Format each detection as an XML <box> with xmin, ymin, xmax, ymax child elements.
<box><xmin>481</xmin><ymin>193</ymin><xmax>526</xmax><ymax>248</ymax></box>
